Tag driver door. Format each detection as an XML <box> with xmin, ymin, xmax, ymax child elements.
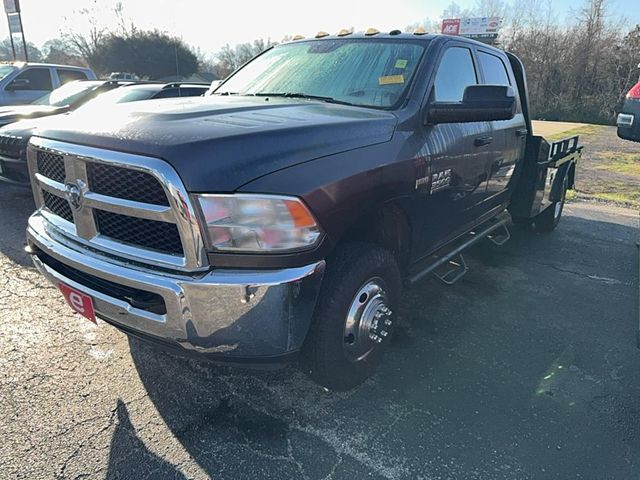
<box><xmin>5</xmin><ymin>67</ymin><xmax>54</xmax><ymax>105</ymax></box>
<box><xmin>416</xmin><ymin>44</ymin><xmax>492</xmax><ymax>254</ymax></box>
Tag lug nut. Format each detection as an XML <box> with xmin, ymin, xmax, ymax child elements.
<box><xmin>384</xmin><ymin>319</ymin><xmax>392</xmax><ymax>326</ymax></box>
<box><xmin>369</xmin><ymin>333</ymin><xmax>380</xmax><ymax>342</ymax></box>
<box><xmin>380</xmin><ymin>330</ymin><xmax>388</xmax><ymax>337</ymax></box>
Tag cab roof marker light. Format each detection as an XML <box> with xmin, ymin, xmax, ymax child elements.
<box><xmin>315</xmin><ymin>31</ymin><xmax>330</xmax><ymax>38</ymax></box>
<box><xmin>389</xmin><ymin>29</ymin><xmax>402</xmax><ymax>35</ymax></box>
<box><xmin>292</xmin><ymin>34</ymin><xmax>305</xmax><ymax>41</ymax></box>
<box><xmin>337</xmin><ymin>28</ymin><xmax>353</xmax><ymax>36</ymax></box>
<box><xmin>413</xmin><ymin>26</ymin><xmax>427</xmax><ymax>35</ymax></box>
<box><xmin>364</xmin><ymin>28</ymin><xmax>380</xmax><ymax>36</ymax></box>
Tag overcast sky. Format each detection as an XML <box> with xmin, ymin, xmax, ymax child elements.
<box><xmin>3</xmin><ymin>0</ymin><xmax>640</xmax><ymax>56</ymax></box>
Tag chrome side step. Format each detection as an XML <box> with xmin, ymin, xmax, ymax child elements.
<box><xmin>432</xmin><ymin>253</ymin><xmax>468</xmax><ymax>285</ymax></box>
<box><xmin>406</xmin><ymin>212</ymin><xmax>511</xmax><ymax>287</ymax></box>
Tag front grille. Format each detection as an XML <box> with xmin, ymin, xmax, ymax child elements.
<box><xmin>43</xmin><ymin>191</ymin><xmax>73</xmax><ymax>222</ymax></box>
<box><xmin>87</xmin><ymin>163</ymin><xmax>169</xmax><ymax>206</ymax></box>
<box><xmin>95</xmin><ymin>210</ymin><xmax>183</xmax><ymax>255</ymax></box>
<box><xmin>37</xmin><ymin>151</ymin><xmax>66</xmax><ymax>183</ymax></box>
<box><xmin>29</xmin><ymin>138</ymin><xmax>203</xmax><ymax>269</ymax></box>
<box><xmin>0</xmin><ymin>134</ymin><xmax>23</xmax><ymax>159</ymax></box>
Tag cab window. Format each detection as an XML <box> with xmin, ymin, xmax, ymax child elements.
<box><xmin>57</xmin><ymin>69</ymin><xmax>88</xmax><ymax>85</ymax></box>
<box><xmin>432</xmin><ymin>47</ymin><xmax>477</xmax><ymax>102</ymax></box>
<box><xmin>477</xmin><ymin>51</ymin><xmax>511</xmax><ymax>86</ymax></box>
<box><xmin>12</xmin><ymin>68</ymin><xmax>53</xmax><ymax>90</ymax></box>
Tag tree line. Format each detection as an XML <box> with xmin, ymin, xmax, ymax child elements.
<box><xmin>0</xmin><ymin>0</ymin><xmax>637</xmax><ymax>125</ymax></box>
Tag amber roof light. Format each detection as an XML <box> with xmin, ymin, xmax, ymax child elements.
<box><xmin>364</xmin><ymin>28</ymin><xmax>380</xmax><ymax>36</ymax></box>
<box><xmin>315</xmin><ymin>31</ymin><xmax>330</xmax><ymax>38</ymax></box>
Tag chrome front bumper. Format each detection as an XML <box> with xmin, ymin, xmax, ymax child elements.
<box><xmin>27</xmin><ymin>213</ymin><xmax>326</xmax><ymax>361</ymax></box>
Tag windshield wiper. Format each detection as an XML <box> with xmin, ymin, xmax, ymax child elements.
<box><xmin>253</xmin><ymin>92</ymin><xmax>355</xmax><ymax>106</ymax></box>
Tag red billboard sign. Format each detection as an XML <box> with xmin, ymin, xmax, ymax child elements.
<box><xmin>441</xmin><ymin>18</ymin><xmax>461</xmax><ymax>35</ymax></box>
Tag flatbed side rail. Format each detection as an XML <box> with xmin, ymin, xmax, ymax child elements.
<box><xmin>548</xmin><ymin>135</ymin><xmax>583</xmax><ymax>167</ymax></box>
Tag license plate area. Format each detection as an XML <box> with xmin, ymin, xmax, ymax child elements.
<box><xmin>58</xmin><ymin>283</ymin><xmax>97</xmax><ymax>324</ymax></box>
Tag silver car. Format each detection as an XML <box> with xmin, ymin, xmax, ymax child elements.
<box><xmin>0</xmin><ymin>62</ymin><xmax>96</xmax><ymax>106</ymax></box>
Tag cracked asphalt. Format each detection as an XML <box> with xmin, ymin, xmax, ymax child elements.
<box><xmin>0</xmin><ymin>182</ymin><xmax>638</xmax><ymax>480</ymax></box>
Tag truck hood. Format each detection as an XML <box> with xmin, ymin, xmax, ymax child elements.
<box><xmin>0</xmin><ymin>104</ymin><xmax>65</xmax><ymax>128</ymax></box>
<box><xmin>35</xmin><ymin>96</ymin><xmax>398</xmax><ymax>191</ymax></box>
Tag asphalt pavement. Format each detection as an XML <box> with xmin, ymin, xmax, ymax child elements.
<box><xmin>0</xmin><ymin>183</ymin><xmax>638</xmax><ymax>480</ymax></box>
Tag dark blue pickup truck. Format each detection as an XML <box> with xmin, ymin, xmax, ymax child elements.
<box><xmin>24</xmin><ymin>31</ymin><xmax>581</xmax><ymax>390</ymax></box>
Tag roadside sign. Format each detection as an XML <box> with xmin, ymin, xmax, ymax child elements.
<box><xmin>3</xmin><ymin>0</ymin><xmax>19</xmax><ymax>14</ymax></box>
<box><xmin>441</xmin><ymin>19</ymin><xmax>461</xmax><ymax>35</ymax></box>
<box><xmin>441</xmin><ymin>16</ymin><xmax>502</xmax><ymax>41</ymax></box>
<box><xmin>7</xmin><ymin>12</ymin><xmax>21</xmax><ymax>34</ymax></box>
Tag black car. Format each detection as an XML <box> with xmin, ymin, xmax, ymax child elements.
<box><xmin>617</xmin><ymin>80</ymin><xmax>640</xmax><ymax>142</ymax></box>
<box><xmin>0</xmin><ymin>82</ymin><xmax>209</xmax><ymax>185</ymax></box>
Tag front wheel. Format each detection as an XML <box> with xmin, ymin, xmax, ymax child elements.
<box><xmin>301</xmin><ymin>243</ymin><xmax>401</xmax><ymax>391</ymax></box>
<box><xmin>535</xmin><ymin>174</ymin><xmax>569</xmax><ymax>232</ymax></box>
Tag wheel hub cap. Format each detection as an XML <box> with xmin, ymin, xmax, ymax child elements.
<box><xmin>343</xmin><ymin>278</ymin><xmax>393</xmax><ymax>362</ymax></box>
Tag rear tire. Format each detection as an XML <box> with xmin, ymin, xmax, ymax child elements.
<box><xmin>535</xmin><ymin>174</ymin><xmax>568</xmax><ymax>232</ymax></box>
<box><xmin>301</xmin><ymin>242</ymin><xmax>401</xmax><ymax>391</ymax></box>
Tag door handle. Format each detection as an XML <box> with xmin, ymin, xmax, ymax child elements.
<box><xmin>474</xmin><ymin>136</ymin><xmax>493</xmax><ymax>147</ymax></box>
<box><xmin>515</xmin><ymin>128</ymin><xmax>528</xmax><ymax>137</ymax></box>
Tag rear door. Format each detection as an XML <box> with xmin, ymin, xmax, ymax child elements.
<box><xmin>417</xmin><ymin>43</ymin><xmax>493</xmax><ymax>252</ymax></box>
<box><xmin>55</xmin><ymin>68</ymin><xmax>90</xmax><ymax>86</ymax></box>
<box><xmin>476</xmin><ymin>49</ymin><xmax>527</xmax><ymax>207</ymax></box>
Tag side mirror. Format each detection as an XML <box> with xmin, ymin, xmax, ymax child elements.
<box><xmin>6</xmin><ymin>78</ymin><xmax>31</xmax><ymax>91</ymax></box>
<box><xmin>427</xmin><ymin>85</ymin><xmax>517</xmax><ymax>124</ymax></box>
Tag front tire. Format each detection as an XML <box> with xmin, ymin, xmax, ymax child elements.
<box><xmin>301</xmin><ymin>242</ymin><xmax>401</xmax><ymax>391</ymax></box>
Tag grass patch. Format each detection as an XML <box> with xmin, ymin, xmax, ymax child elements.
<box><xmin>546</xmin><ymin>124</ymin><xmax>603</xmax><ymax>142</ymax></box>
<box><xmin>594</xmin><ymin>152</ymin><xmax>640</xmax><ymax>176</ymax></box>
<box><xmin>592</xmin><ymin>192</ymin><xmax>640</xmax><ymax>205</ymax></box>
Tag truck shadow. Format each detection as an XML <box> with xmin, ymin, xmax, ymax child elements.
<box><xmin>115</xmin><ymin>211</ymin><xmax>638</xmax><ymax>479</ymax></box>
<box><xmin>0</xmin><ymin>184</ymin><xmax>35</xmax><ymax>267</ymax></box>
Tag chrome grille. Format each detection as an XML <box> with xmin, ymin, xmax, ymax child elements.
<box><xmin>37</xmin><ymin>151</ymin><xmax>66</xmax><ymax>183</ymax></box>
<box><xmin>87</xmin><ymin>163</ymin><xmax>169</xmax><ymax>206</ymax></box>
<box><xmin>28</xmin><ymin>137</ymin><xmax>207</xmax><ymax>271</ymax></box>
<box><xmin>94</xmin><ymin>210</ymin><xmax>183</xmax><ymax>254</ymax></box>
<box><xmin>43</xmin><ymin>191</ymin><xmax>73</xmax><ymax>222</ymax></box>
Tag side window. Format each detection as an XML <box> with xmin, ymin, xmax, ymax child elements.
<box><xmin>433</xmin><ymin>47</ymin><xmax>477</xmax><ymax>102</ymax></box>
<box><xmin>477</xmin><ymin>52</ymin><xmax>511</xmax><ymax>86</ymax></box>
<box><xmin>57</xmin><ymin>69</ymin><xmax>88</xmax><ymax>85</ymax></box>
<box><xmin>11</xmin><ymin>68</ymin><xmax>53</xmax><ymax>90</ymax></box>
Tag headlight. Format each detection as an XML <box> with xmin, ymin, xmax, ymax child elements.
<box><xmin>195</xmin><ymin>194</ymin><xmax>322</xmax><ymax>253</ymax></box>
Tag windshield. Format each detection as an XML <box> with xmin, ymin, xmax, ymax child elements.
<box><xmin>216</xmin><ymin>39</ymin><xmax>426</xmax><ymax>108</ymax></box>
<box><xmin>32</xmin><ymin>81</ymin><xmax>98</xmax><ymax>107</ymax></box>
<box><xmin>0</xmin><ymin>65</ymin><xmax>17</xmax><ymax>82</ymax></box>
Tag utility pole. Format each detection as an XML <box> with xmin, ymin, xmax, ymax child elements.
<box><xmin>3</xmin><ymin>0</ymin><xmax>27</xmax><ymax>62</ymax></box>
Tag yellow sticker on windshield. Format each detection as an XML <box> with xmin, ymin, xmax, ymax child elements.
<box><xmin>395</xmin><ymin>59</ymin><xmax>408</xmax><ymax>69</ymax></box>
<box><xmin>379</xmin><ymin>75</ymin><xmax>405</xmax><ymax>85</ymax></box>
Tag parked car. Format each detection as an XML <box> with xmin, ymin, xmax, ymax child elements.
<box><xmin>108</xmin><ymin>72</ymin><xmax>139</xmax><ymax>81</ymax></box>
<box><xmin>0</xmin><ymin>62</ymin><xmax>96</xmax><ymax>106</ymax></box>
<box><xmin>617</xmin><ymin>80</ymin><xmax>640</xmax><ymax>142</ymax></box>
<box><xmin>23</xmin><ymin>32</ymin><xmax>581</xmax><ymax>390</ymax></box>
<box><xmin>0</xmin><ymin>79</ymin><xmax>130</xmax><ymax>129</ymax></box>
<box><xmin>0</xmin><ymin>82</ymin><xmax>209</xmax><ymax>185</ymax></box>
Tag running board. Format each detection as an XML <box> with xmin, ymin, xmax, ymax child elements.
<box><xmin>432</xmin><ymin>253</ymin><xmax>468</xmax><ymax>285</ymax></box>
<box><xmin>406</xmin><ymin>212</ymin><xmax>511</xmax><ymax>287</ymax></box>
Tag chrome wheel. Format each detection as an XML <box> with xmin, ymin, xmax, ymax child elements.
<box><xmin>343</xmin><ymin>277</ymin><xmax>393</xmax><ymax>362</ymax></box>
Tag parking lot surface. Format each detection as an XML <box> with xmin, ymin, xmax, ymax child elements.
<box><xmin>0</xmin><ymin>183</ymin><xmax>638</xmax><ymax>480</ymax></box>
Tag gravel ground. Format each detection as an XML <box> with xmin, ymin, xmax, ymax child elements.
<box><xmin>0</xmin><ymin>183</ymin><xmax>638</xmax><ymax>480</ymax></box>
